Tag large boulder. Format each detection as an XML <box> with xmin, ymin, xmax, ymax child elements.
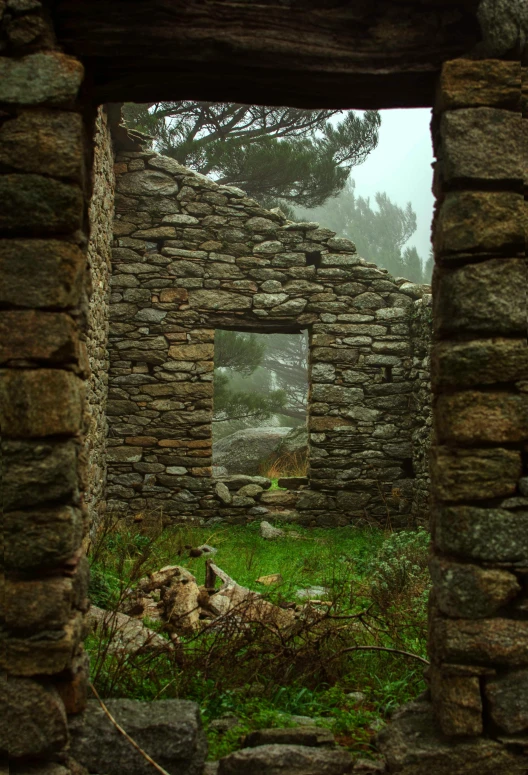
<box><xmin>70</xmin><ymin>699</ymin><xmax>207</xmax><ymax>775</ymax></box>
<box><xmin>213</xmin><ymin>426</ymin><xmax>292</xmax><ymax>475</ymax></box>
<box><xmin>277</xmin><ymin>425</ymin><xmax>309</xmax><ymax>459</ymax></box>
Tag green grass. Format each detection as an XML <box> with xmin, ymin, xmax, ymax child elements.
<box><xmin>268</xmin><ymin>477</ymin><xmax>285</xmax><ymax>491</ymax></box>
<box><xmin>174</xmin><ymin>522</ymin><xmax>384</xmax><ymax>592</ymax></box>
<box><xmin>87</xmin><ymin>520</ymin><xmax>430</xmax><ymax>762</ymax></box>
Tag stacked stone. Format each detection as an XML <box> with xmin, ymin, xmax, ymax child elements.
<box><xmin>409</xmin><ymin>293</ymin><xmax>433</xmax><ymax>528</ymax></box>
<box><xmin>0</xmin><ymin>5</ymin><xmax>93</xmax><ymax>771</ymax></box>
<box><xmin>428</xmin><ymin>59</ymin><xmax>528</xmax><ymax>753</ymax></box>
<box><xmin>84</xmin><ymin>109</ymin><xmax>115</xmax><ymax>529</ymax></box>
<box><xmin>107</xmin><ymin>149</ymin><xmax>431</xmax><ymax>527</ymax></box>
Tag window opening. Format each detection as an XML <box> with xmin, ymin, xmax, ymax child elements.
<box><xmin>212</xmin><ymin>330</ymin><xmax>309</xmax><ymax>481</ymax></box>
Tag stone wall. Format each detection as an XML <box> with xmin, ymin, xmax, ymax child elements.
<box><xmin>425</xmin><ymin>59</ymin><xmax>527</xmax><ymax>752</ymax></box>
<box><xmin>106</xmin><ymin>149</ymin><xmax>432</xmax><ymax>527</ymax></box>
<box><xmin>0</xmin><ymin>2</ymin><xmax>95</xmax><ymax>769</ymax></box>
<box><xmin>409</xmin><ymin>294</ymin><xmax>433</xmax><ymax>527</ymax></box>
<box><xmin>84</xmin><ymin>106</ymin><xmax>115</xmax><ymax>528</ymax></box>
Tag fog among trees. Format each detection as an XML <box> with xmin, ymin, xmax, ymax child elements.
<box><xmin>295</xmin><ymin>179</ymin><xmax>433</xmax><ymax>283</ymax></box>
<box><xmin>213</xmin><ymin>331</ymin><xmax>308</xmax><ymax>441</ymax></box>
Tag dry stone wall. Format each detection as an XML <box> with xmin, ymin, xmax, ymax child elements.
<box><xmin>426</xmin><ymin>58</ymin><xmax>528</xmax><ymax>750</ymax></box>
<box><xmin>106</xmin><ymin>149</ymin><xmax>432</xmax><ymax>527</ymax></box>
<box><xmin>0</xmin><ymin>3</ymin><xmax>95</xmax><ymax>769</ymax></box>
<box><xmin>84</xmin><ymin>107</ymin><xmax>115</xmax><ymax>527</ymax></box>
<box><xmin>409</xmin><ymin>294</ymin><xmax>433</xmax><ymax>526</ymax></box>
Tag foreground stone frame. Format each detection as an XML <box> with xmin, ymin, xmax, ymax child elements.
<box><xmin>0</xmin><ymin>2</ymin><xmax>526</xmax><ymax>772</ymax></box>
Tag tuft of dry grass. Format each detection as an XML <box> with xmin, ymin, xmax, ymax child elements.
<box><xmin>260</xmin><ymin>449</ymin><xmax>308</xmax><ymax>479</ymax></box>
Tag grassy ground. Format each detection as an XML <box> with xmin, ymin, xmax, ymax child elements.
<box><xmin>87</xmin><ymin>519</ymin><xmax>430</xmax><ymax>762</ymax></box>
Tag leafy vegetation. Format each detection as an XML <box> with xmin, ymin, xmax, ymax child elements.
<box><xmin>87</xmin><ymin>518</ymin><xmax>431</xmax><ymax>762</ymax></box>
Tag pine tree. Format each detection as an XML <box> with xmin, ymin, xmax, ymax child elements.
<box><xmin>122</xmin><ymin>102</ymin><xmax>380</xmax><ymax>210</ymax></box>
<box><xmin>213</xmin><ymin>331</ymin><xmax>287</xmax><ymax>438</ymax></box>
<box><xmin>297</xmin><ymin>179</ymin><xmax>430</xmax><ymax>283</ymax></box>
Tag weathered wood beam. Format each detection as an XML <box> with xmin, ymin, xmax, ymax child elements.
<box><xmin>53</xmin><ymin>0</ymin><xmax>481</xmax><ymax>108</ymax></box>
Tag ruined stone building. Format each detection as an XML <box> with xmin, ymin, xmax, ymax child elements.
<box><xmin>93</xmin><ymin>134</ymin><xmax>433</xmax><ymax>530</ymax></box>
<box><xmin>1</xmin><ymin>1</ymin><xmax>526</xmax><ymax>773</ymax></box>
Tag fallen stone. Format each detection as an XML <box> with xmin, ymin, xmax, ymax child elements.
<box><xmin>353</xmin><ymin>759</ymin><xmax>386</xmax><ymax>773</ymax></box>
<box><xmin>260</xmin><ymin>521</ymin><xmax>285</xmax><ymax>539</ymax></box>
<box><xmin>70</xmin><ymin>699</ymin><xmax>207</xmax><ymax>775</ymax></box>
<box><xmin>87</xmin><ymin>606</ymin><xmax>171</xmax><ymax>654</ymax></box>
<box><xmin>159</xmin><ymin>568</ymin><xmax>202</xmax><ymax>636</ymax></box>
<box><xmin>347</xmin><ymin>692</ymin><xmax>367</xmax><ymax>705</ymax></box>
<box><xmin>198</xmin><ymin>544</ymin><xmax>218</xmax><ymax>556</ymax></box>
<box><xmin>209</xmin><ymin>715</ymin><xmax>241</xmax><ymax>734</ymax></box>
<box><xmin>206</xmin><ymin>563</ymin><xmax>295</xmax><ymax>631</ymax></box>
<box><xmin>243</xmin><ymin>727</ymin><xmax>335</xmax><ymax>748</ymax></box>
<box><xmin>256</xmin><ymin>574</ymin><xmax>283</xmax><ymax>586</ymax></box>
<box><xmin>217</xmin><ymin>744</ymin><xmax>353</xmax><ymax>774</ymax></box>
<box><xmin>296</xmin><ymin>586</ymin><xmax>328</xmax><ymax>599</ymax></box>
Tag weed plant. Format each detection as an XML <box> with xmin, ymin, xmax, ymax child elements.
<box><xmin>86</xmin><ymin>515</ymin><xmax>431</xmax><ymax>761</ymax></box>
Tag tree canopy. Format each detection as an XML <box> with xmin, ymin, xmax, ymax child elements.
<box><xmin>122</xmin><ymin>102</ymin><xmax>380</xmax><ymax>210</ymax></box>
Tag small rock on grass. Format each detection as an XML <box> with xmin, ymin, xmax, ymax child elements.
<box><xmin>209</xmin><ymin>715</ymin><xmax>241</xmax><ymax>734</ymax></box>
<box><xmin>256</xmin><ymin>573</ymin><xmax>283</xmax><ymax>586</ymax></box>
<box><xmin>347</xmin><ymin>692</ymin><xmax>366</xmax><ymax>705</ymax></box>
<box><xmin>290</xmin><ymin>715</ymin><xmax>322</xmax><ymax>727</ymax></box>
<box><xmin>260</xmin><ymin>520</ymin><xmax>285</xmax><ymax>539</ymax></box>
<box><xmin>296</xmin><ymin>586</ymin><xmax>328</xmax><ymax>599</ymax></box>
<box><xmin>198</xmin><ymin>544</ymin><xmax>217</xmax><ymax>555</ymax></box>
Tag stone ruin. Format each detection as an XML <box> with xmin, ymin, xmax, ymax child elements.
<box><xmin>1</xmin><ymin>1</ymin><xmax>526</xmax><ymax>773</ymax></box>
<box><xmin>95</xmin><ymin>140</ymin><xmax>432</xmax><ymax>530</ymax></box>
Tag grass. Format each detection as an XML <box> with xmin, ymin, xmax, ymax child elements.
<box><xmin>86</xmin><ymin>518</ymin><xmax>431</xmax><ymax>762</ymax></box>
<box><xmin>260</xmin><ymin>449</ymin><xmax>308</xmax><ymax>480</ymax></box>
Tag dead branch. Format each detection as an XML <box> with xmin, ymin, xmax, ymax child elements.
<box><xmin>328</xmin><ymin>644</ymin><xmax>430</xmax><ymax>666</ymax></box>
<box><xmin>89</xmin><ymin>682</ymin><xmax>172</xmax><ymax>775</ymax></box>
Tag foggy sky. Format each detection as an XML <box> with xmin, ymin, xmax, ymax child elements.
<box><xmin>350</xmin><ymin>109</ymin><xmax>434</xmax><ymax>262</ymax></box>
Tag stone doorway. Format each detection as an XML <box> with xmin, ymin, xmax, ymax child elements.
<box><xmin>1</xmin><ymin>3</ymin><xmax>525</xmax><ymax>772</ymax></box>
